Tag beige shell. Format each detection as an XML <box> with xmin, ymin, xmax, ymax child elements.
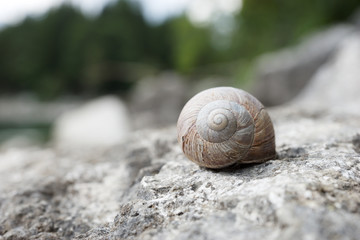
<box><xmin>177</xmin><ymin>87</ymin><xmax>276</xmax><ymax>169</ymax></box>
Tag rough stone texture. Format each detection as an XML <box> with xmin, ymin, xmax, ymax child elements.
<box><xmin>1</xmin><ymin>107</ymin><xmax>360</xmax><ymax>240</ymax></box>
<box><xmin>251</xmin><ymin>24</ymin><xmax>355</xmax><ymax>106</ymax></box>
<box><xmin>1</xmin><ymin>32</ymin><xmax>360</xmax><ymax>240</ymax></box>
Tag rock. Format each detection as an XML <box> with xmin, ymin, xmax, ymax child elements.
<box><xmin>293</xmin><ymin>32</ymin><xmax>360</xmax><ymax>116</ymax></box>
<box><xmin>52</xmin><ymin>96</ymin><xmax>131</xmax><ymax>148</ymax></box>
<box><xmin>352</xmin><ymin>134</ymin><xmax>360</xmax><ymax>154</ymax></box>
<box><xmin>1</xmin><ymin>106</ymin><xmax>360</xmax><ymax>239</ymax></box>
<box><xmin>128</xmin><ymin>72</ymin><xmax>234</xmax><ymax>130</ymax></box>
<box><xmin>351</xmin><ymin>8</ymin><xmax>360</xmax><ymax>26</ymax></box>
<box><xmin>251</xmin><ymin>24</ymin><xmax>355</xmax><ymax>106</ymax></box>
<box><xmin>128</xmin><ymin>72</ymin><xmax>188</xmax><ymax>130</ymax></box>
<box><xmin>1</xmin><ymin>30</ymin><xmax>360</xmax><ymax>240</ymax></box>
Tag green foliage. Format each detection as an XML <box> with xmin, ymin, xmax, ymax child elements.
<box><xmin>167</xmin><ymin>16</ymin><xmax>214</xmax><ymax>73</ymax></box>
<box><xmin>231</xmin><ymin>0</ymin><xmax>360</xmax><ymax>59</ymax></box>
<box><xmin>0</xmin><ymin>0</ymin><xmax>359</xmax><ymax>98</ymax></box>
<box><xmin>0</xmin><ymin>1</ymin><xmax>161</xmax><ymax>99</ymax></box>
<box><xmin>0</xmin><ymin>5</ymin><xmax>91</xmax><ymax>98</ymax></box>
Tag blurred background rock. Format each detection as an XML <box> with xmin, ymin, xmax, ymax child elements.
<box><xmin>0</xmin><ymin>0</ymin><xmax>360</xmax><ymax>147</ymax></box>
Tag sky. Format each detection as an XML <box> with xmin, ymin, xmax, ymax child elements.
<box><xmin>0</xmin><ymin>0</ymin><xmax>242</xmax><ymax>28</ymax></box>
<box><xmin>138</xmin><ymin>0</ymin><xmax>192</xmax><ymax>24</ymax></box>
<box><xmin>0</xmin><ymin>0</ymin><xmax>110</xmax><ymax>27</ymax></box>
<box><xmin>0</xmin><ymin>0</ymin><xmax>190</xmax><ymax>27</ymax></box>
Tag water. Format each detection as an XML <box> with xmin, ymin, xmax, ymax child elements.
<box><xmin>0</xmin><ymin>123</ymin><xmax>51</xmax><ymax>145</ymax></box>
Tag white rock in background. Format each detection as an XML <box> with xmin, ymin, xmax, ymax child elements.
<box><xmin>53</xmin><ymin>96</ymin><xmax>131</xmax><ymax>147</ymax></box>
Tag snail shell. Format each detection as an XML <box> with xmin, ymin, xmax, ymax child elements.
<box><xmin>177</xmin><ymin>87</ymin><xmax>276</xmax><ymax>169</ymax></box>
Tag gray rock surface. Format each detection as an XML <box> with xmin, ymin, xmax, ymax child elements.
<box><xmin>251</xmin><ymin>24</ymin><xmax>356</xmax><ymax>106</ymax></box>
<box><xmin>1</xmin><ymin>107</ymin><xmax>359</xmax><ymax>240</ymax></box>
<box><xmin>293</xmin><ymin>32</ymin><xmax>360</xmax><ymax>116</ymax></box>
<box><xmin>1</xmin><ymin>31</ymin><xmax>360</xmax><ymax>240</ymax></box>
<box><xmin>128</xmin><ymin>73</ymin><xmax>232</xmax><ymax>130</ymax></box>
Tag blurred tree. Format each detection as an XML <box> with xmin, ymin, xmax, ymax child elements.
<box><xmin>0</xmin><ymin>0</ymin><xmax>163</xmax><ymax>99</ymax></box>
<box><xmin>0</xmin><ymin>5</ymin><xmax>90</xmax><ymax>98</ymax></box>
<box><xmin>80</xmin><ymin>0</ymin><xmax>149</xmax><ymax>94</ymax></box>
<box><xmin>167</xmin><ymin>16</ymin><xmax>214</xmax><ymax>73</ymax></box>
<box><xmin>0</xmin><ymin>0</ymin><xmax>359</xmax><ymax>98</ymax></box>
<box><xmin>231</xmin><ymin>0</ymin><xmax>360</xmax><ymax>59</ymax></box>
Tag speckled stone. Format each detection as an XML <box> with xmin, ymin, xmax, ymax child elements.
<box><xmin>1</xmin><ymin>32</ymin><xmax>360</xmax><ymax>240</ymax></box>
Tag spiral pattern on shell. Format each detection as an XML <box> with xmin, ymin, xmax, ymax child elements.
<box><xmin>177</xmin><ymin>87</ymin><xmax>276</xmax><ymax>169</ymax></box>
